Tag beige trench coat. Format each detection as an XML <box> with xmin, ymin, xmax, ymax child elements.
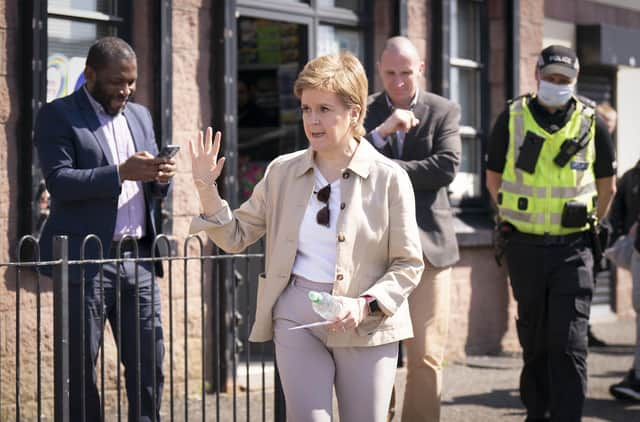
<box><xmin>190</xmin><ymin>139</ymin><xmax>424</xmax><ymax>347</ymax></box>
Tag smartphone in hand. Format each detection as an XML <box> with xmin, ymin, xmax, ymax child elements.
<box><xmin>156</xmin><ymin>144</ymin><xmax>180</xmax><ymax>159</ymax></box>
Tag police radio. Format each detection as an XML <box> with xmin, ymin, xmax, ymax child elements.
<box><xmin>553</xmin><ymin>138</ymin><xmax>581</xmax><ymax>167</ymax></box>
<box><xmin>553</xmin><ymin>113</ymin><xmax>594</xmax><ymax>168</ymax></box>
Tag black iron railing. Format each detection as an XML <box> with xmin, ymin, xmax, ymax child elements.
<box><xmin>1</xmin><ymin>234</ymin><xmax>285</xmax><ymax>422</ymax></box>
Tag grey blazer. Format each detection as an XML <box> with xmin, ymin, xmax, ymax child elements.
<box><xmin>364</xmin><ymin>90</ymin><xmax>461</xmax><ymax>267</ymax></box>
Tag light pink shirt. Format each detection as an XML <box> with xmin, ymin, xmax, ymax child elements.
<box><xmin>84</xmin><ymin>88</ymin><xmax>146</xmax><ymax>241</ymax></box>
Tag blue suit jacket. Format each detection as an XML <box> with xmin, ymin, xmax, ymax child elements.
<box><xmin>34</xmin><ymin>88</ymin><xmax>170</xmax><ymax>280</ymax></box>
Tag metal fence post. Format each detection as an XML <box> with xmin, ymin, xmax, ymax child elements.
<box><xmin>53</xmin><ymin>235</ymin><xmax>70</xmax><ymax>422</ymax></box>
<box><xmin>274</xmin><ymin>363</ymin><xmax>286</xmax><ymax>422</ymax></box>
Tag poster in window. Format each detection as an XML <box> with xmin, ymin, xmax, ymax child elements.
<box><xmin>47</xmin><ymin>54</ymin><xmax>86</xmax><ymax>102</ymax></box>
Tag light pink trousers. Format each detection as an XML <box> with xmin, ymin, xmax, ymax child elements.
<box><xmin>273</xmin><ymin>276</ymin><xmax>398</xmax><ymax>422</ymax></box>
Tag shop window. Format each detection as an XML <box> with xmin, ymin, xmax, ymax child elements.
<box><xmin>46</xmin><ymin>1</ymin><xmax>122</xmax><ymax>103</ymax></box>
<box><xmin>318</xmin><ymin>0</ymin><xmax>361</xmax><ymax>11</ymax></box>
<box><xmin>237</xmin><ymin>17</ymin><xmax>308</xmax><ymax>200</ymax></box>
<box><xmin>447</xmin><ymin>0</ymin><xmax>486</xmax><ymax>202</ymax></box>
<box><xmin>235</xmin><ymin>3</ymin><xmax>366</xmax><ymax>201</ymax></box>
<box><xmin>317</xmin><ymin>24</ymin><xmax>364</xmax><ymax>62</ymax></box>
<box><xmin>47</xmin><ymin>18</ymin><xmax>115</xmax><ymax>102</ymax></box>
<box><xmin>49</xmin><ymin>0</ymin><xmax>115</xmax><ymax>14</ymax></box>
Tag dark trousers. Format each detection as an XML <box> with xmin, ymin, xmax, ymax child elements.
<box><xmin>69</xmin><ymin>245</ymin><xmax>165</xmax><ymax>422</ymax></box>
<box><xmin>504</xmin><ymin>235</ymin><xmax>593</xmax><ymax>422</ymax></box>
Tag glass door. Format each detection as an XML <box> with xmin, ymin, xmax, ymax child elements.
<box><xmin>232</xmin><ymin>13</ymin><xmax>310</xmax><ymax>365</ymax></box>
<box><xmin>236</xmin><ymin>16</ymin><xmax>309</xmax><ymax>200</ymax></box>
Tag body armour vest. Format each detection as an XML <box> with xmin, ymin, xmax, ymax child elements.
<box><xmin>499</xmin><ymin>95</ymin><xmax>597</xmax><ymax>235</ymax></box>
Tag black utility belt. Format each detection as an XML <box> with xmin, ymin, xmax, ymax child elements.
<box><xmin>509</xmin><ymin>230</ymin><xmax>587</xmax><ymax>246</ymax></box>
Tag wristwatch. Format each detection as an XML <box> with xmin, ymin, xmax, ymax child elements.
<box><xmin>363</xmin><ymin>295</ymin><xmax>382</xmax><ymax>315</ymax></box>
<box><xmin>368</xmin><ymin>299</ymin><xmax>381</xmax><ymax>315</ymax></box>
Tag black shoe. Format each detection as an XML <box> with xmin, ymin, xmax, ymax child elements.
<box><xmin>610</xmin><ymin>370</ymin><xmax>640</xmax><ymax>401</ymax></box>
<box><xmin>525</xmin><ymin>412</ymin><xmax>550</xmax><ymax>421</ymax></box>
<box><xmin>588</xmin><ymin>326</ymin><xmax>608</xmax><ymax>347</ymax></box>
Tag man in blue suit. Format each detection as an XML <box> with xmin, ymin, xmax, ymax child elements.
<box><xmin>34</xmin><ymin>37</ymin><xmax>176</xmax><ymax>421</ymax></box>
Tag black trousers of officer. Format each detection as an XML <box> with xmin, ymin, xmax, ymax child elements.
<box><xmin>68</xmin><ymin>242</ymin><xmax>165</xmax><ymax>422</ymax></box>
<box><xmin>505</xmin><ymin>233</ymin><xmax>593</xmax><ymax>422</ymax></box>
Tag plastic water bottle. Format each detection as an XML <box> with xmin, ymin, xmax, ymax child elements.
<box><xmin>308</xmin><ymin>291</ymin><xmax>343</xmax><ymax>321</ymax></box>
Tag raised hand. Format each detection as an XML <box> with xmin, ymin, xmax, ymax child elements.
<box><xmin>377</xmin><ymin>108</ymin><xmax>420</xmax><ymax>137</ymax></box>
<box><xmin>189</xmin><ymin>127</ymin><xmax>226</xmax><ymax>188</ymax></box>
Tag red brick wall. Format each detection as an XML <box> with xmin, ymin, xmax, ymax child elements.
<box><xmin>0</xmin><ymin>1</ymin><xmax>55</xmax><ymax>418</ymax></box>
<box><xmin>172</xmin><ymin>0</ymin><xmax>215</xmax><ymax>236</ymax></box>
<box><xmin>520</xmin><ymin>0</ymin><xmax>545</xmax><ymax>96</ymax></box>
<box><xmin>131</xmin><ymin>0</ymin><xmax>156</xmax><ymax>110</ymax></box>
<box><xmin>408</xmin><ymin>0</ymin><xmax>431</xmax><ymax>92</ymax></box>
<box><xmin>0</xmin><ymin>0</ymin><xmax>18</xmax><ymax>260</ymax></box>
<box><xmin>447</xmin><ymin>248</ymin><xmax>520</xmax><ymax>359</ymax></box>
<box><xmin>372</xmin><ymin>0</ymin><xmax>395</xmax><ymax>92</ymax></box>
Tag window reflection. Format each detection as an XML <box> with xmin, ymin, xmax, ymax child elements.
<box><xmin>48</xmin><ymin>0</ymin><xmax>114</xmax><ymax>14</ymax></box>
<box><xmin>450</xmin><ymin>0</ymin><xmax>480</xmax><ymax>60</ymax></box>
<box><xmin>47</xmin><ymin>18</ymin><xmax>113</xmax><ymax>102</ymax></box>
<box><xmin>450</xmin><ymin>66</ymin><xmax>480</xmax><ymax>128</ymax></box>
<box><xmin>448</xmin><ymin>0</ymin><xmax>485</xmax><ymax>201</ymax></box>
<box><xmin>237</xmin><ymin>17</ymin><xmax>307</xmax><ymax>200</ymax></box>
<box><xmin>317</xmin><ymin>25</ymin><xmax>364</xmax><ymax>62</ymax></box>
<box><xmin>317</xmin><ymin>0</ymin><xmax>361</xmax><ymax>11</ymax></box>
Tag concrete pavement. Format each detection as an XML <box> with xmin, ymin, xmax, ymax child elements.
<box><xmin>159</xmin><ymin>317</ymin><xmax>639</xmax><ymax>421</ymax></box>
<box><xmin>430</xmin><ymin>318</ymin><xmax>639</xmax><ymax>422</ymax></box>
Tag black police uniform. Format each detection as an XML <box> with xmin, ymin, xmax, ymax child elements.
<box><xmin>487</xmin><ymin>96</ymin><xmax>616</xmax><ymax>422</ymax></box>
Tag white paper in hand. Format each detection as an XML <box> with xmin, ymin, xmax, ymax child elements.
<box><xmin>288</xmin><ymin>320</ymin><xmax>333</xmax><ymax>331</ymax></box>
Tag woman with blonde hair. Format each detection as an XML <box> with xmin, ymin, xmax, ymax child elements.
<box><xmin>189</xmin><ymin>52</ymin><xmax>423</xmax><ymax>421</ymax></box>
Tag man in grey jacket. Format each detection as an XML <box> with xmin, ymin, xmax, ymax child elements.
<box><xmin>364</xmin><ymin>36</ymin><xmax>461</xmax><ymax>421</ymax></box>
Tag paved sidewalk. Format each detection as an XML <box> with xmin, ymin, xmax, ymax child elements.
<box><xmin>409</xmin><ymin>318</ymin><xmax>639</xmax><ymax>422</ymax></box>
<box><xmin>156</xmin><ymin>318</ymin><xmax>638</xmax><ymax>421</ymax></box>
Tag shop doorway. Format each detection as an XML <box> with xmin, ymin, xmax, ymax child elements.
<box><xmin>234</xmin><ymin>16</ymin><xmax>309</xmax><ymax>360</ymax></box>
<box><xmin>236</xmin><ymin>16</ymin><xmax>308</xmax><ymax>201</ymax></box>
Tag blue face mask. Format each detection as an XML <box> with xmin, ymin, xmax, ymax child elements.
<box><xmin>537</xmin><ymin>80</ymin><xmax>575</xmax><ymax>108</ymax></box>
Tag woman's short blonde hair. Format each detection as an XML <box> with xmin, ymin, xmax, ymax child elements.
<box><xmin>294</xmin><ymin>52</ymin><xmax>368</xmax><ymax>138</ymax></box>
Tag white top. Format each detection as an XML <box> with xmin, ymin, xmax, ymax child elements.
<box><xmin>291</xmin><ymin>169</ymin><xmax>341</xmax><ymax>283</ymax></box>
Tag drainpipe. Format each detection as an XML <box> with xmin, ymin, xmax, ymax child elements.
<box><xmin>507</xmin><ymin>0</ymin><xmax>520</xmax><ymax>98</ymax></box>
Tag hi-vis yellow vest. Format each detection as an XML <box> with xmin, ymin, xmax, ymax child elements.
<box><xmin>499</xmin><ymin>95</ymin><xmax>597</xmax><ymax>235</ymax></box>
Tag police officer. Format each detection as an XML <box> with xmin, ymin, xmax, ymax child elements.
<box><xmin>486</xmin><ymin>45</ymin><xmax>617</xmax><ymax>422</ymax></box>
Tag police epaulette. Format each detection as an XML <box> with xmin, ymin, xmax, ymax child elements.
<box><xmin>507</xmin><ymin>93</ymin><xmax>533</xmax><ymax>105</ymax></box>
<box><xmin>576</xmin><ymin>95</ymin><xmax>596</xmax><ymax>109</ymax></box>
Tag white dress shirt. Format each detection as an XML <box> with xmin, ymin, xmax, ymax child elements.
<box><xmin>84</xmin><ymin>87</ymin><xmax>146</xmax><ymax>241</ymax></box>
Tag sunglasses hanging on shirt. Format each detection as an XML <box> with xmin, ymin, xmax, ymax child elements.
<box><xmin>315</xmin><ymin>184</ymin><xmax>331</xmax><ymax>227</ymax></box>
